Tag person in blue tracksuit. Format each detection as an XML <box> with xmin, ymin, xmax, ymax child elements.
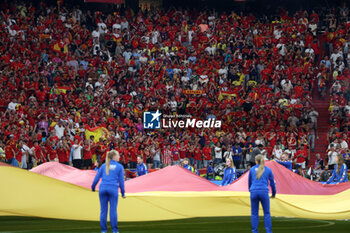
<box><xmin>183</xmin><ymin>158</ymin><xmax>194</xmax><ymax>172</ymax></box>
<box><xmin>92</xmin><ymin>150</ymin><xmax>125</xmax><ymax>233</ymax></box>
<box><xmin>275</xmin><ymin>153</ymin><xmax>292</xmax><ymax>170</ymax></box>
<box><xmin>326</xmin><ymin>154</ymin><xmax>348</xmax><ymax>184</ymax></box>
<box><xmin>249</xmin><ymin>155</ymin><xmax>276</xmax><ymax>233</ymax></box>
<box><xmin>136</xmin><ymin>155</ymin><xmax>149</xmax><ymax>176</ymax></box>
<box><xmin>206</xmin><ymin>162</ymin><xmax>215</xmax><ymax>180</ymax></box>
<box><xmin>221</xmin><ymin>158</ymin><xmax>237</xmax><ymax>186</ymax></box>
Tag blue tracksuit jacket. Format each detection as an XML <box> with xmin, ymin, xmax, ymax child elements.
<box><xmin>137</xmin><ymin>162</ymin><xmax>149</xmax><ymax>176</ymax></box>
<box><xmin>184</xmin><ymin>164</ymin><xmax>194</xmax><ymax>172</ymax></box>
<box><xmin>276</xmin><ymin>160</ymin><xmax>292</xmax><ymax>171</ymax></box>
<box><xmin>91</xmin><ymin>160</ymin><xmax>125</xmax><ymax>233</ymax></box>
<box><xmin>326</xmin><ymin>164</ymin><xmax>348</xmax><ymax>184</ymax></box>
<box><xmin>221</xmin><ymin>167</ymin><xmax>237</xmax><ymax>186</ymax></box>
<box><xmin>248</xmin><ymin>165</ymin><xmax>276</xmax><ymax>233</ymax></box>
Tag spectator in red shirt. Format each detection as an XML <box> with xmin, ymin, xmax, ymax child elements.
<box><xmin>56</xmin><ymin>139</ymin><xmax>69</xmax><ymax>165</ymax></box>
<box><xmin>294</xmin><ymin>146</ymin><xmax>307</xmax><ymax>169</ymax></box>
<box><xmin>83</xmin><ymin>139</ymin><xmax>93</xmax><ymax>169</ymax></box>
<box><xmin>128</xmin><ymin>142</ymin><xmax>138</xmax><ymax>169</ymax></box>
<box><xmin>193</xmin><ymin>142</ymin><xmax>203</xmax><ymax>169</ymax></box>
<box><xmin>171</xmin><ymin>142</ymin><xmax>180</xmax><ymax>166</ymax></box>
<box><xmin>203</xmin><ymin>143</ymin><xmax>212</xmax><ymax>168</ymax></box>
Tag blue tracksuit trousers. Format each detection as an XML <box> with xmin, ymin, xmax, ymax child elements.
<box><xmin>99</xmin><ymin>186</ymin><xmax>119</xmax><ymax>233</ymax></box>
<box><xmin>250</xmin><ymin>191</ymin><xmax>272</xmax><ymax>233</ymax></box>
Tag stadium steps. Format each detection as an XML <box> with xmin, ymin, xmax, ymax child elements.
<box><xmin>308</xmin><ymin>83</ymin><xmax>331</xmax><ymax>167</ymax></box>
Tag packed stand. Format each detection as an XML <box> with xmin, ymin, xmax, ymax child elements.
<box><xmin>323</xmin><ymin>3</ymin><xmax>350</xmax><ymax>175</ymax></box>
<box><xmin>1</xmin><ymin>1</ymin><xmax>339</xmax><ymax>175</ymax></box>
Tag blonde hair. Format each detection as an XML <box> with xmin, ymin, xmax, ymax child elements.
<box><xmin>226</xmin><ymin>158</ymin><xmax>234</xmax><ymax>168</ymax></box>
<box><xmin>106</xmin><ymin>150</ymin><xmax>119</xmax><ymax>175</ymax></box>
<box><xmin>255</xmin><ymin>155</ymin><xmax>265</xmax><ymax>179</ymax></box>
<box><xmin>337</xmin><ymin>154</ymin><xmax>344</xmax><ymax>174</ymax></box>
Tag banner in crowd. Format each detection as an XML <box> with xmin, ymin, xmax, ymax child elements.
<box><xmin>84</xmin><ymin>0</ymin><xmax>123</xmax><ymax>3</ymax></box>
<box><xmin>182</xmin><ymin>90</ymin><xmax>205</xmax><ymax>95</ymax></box>
<box><xmin>85</xmin><ymin>126</ymin><xmax>110</xmax><ymax>142</ymax></box>
<box><xmin>218</xmin><ymin>91</ymin><xmax>237</xmax><ymax>101</ymax></box>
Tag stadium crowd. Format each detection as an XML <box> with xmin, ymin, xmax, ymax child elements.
<box><xmin>0</xmin><ymin>1</ymin><xmax>349</xmax><ymax>180</ymax></box>
<box><xmin>324</xmin><ymin>5</ymin><xmax>350</xmax><ymax>173</ymax></box>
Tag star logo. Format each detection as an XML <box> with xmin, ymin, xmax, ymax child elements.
<box><xmin>150</xmin><ymin>110</ymin><xmax>161</xmax><ymax>122</ymax></box>
<box><xmin>143</xmin><ymin>110</ymin><xmax>162</xmax><ymax>129</ymax></box>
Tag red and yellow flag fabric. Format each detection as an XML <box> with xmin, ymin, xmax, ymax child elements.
<box><xmin>85</xmin><ymin>126</ymin><xmax>109</xmax><ymax>142</ymax></box>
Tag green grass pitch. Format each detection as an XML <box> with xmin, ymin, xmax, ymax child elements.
<box><xmin>1</xmin><ymin>216</ymin><xmax>349</xmax><ymax>233</ymax></box>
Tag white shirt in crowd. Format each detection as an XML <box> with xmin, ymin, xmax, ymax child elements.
<box><xmin>168</xmin><ymin>100</ymin><xmax>177</xmax><ymax>112</ymax></box>
<box><xmin>54</xmin><ymin>124</ymin><xmax>65</xmax><ymax>139</ymax></box>
<box><xmin>151</xmin><ymin>147</ymin><xmax>161</xmax><ymax>161</ymax></box>
<box><xmin>199</xmin><ymin>74</ymin><xmax>209</xmax><ymax>84</ymax></box>
<box><xmin>331</xmin><ymin>81</ymin><xmax>342</xmax><ymax>93</ymax></box>
<box><xmin>188</xmin><ymin>30</ymin><xmax>194</xmax><ymax>43</ymax></box>
<box><xmin>276</xmin><ymin>43</ymin><xmax>286</xmax><ymax>56</ymax></box>
<box><xmin>284</xmin><ymin>149</ymin><xmax>296</xmax><ymax>159</ymax></box>
<box><xmin>139</xmin><ymin>56</ymin><xmax>148</xmax><ymax>63</ymax></box>
<box><xmin>92</xmin><ymin>29</ymin><xmax>100</xmax><ymax>40</ymax></box>
<box><xmin>152</xmin><ymin>31</ymin><xmax>159</xmax><ymax>44</ymax></box>
<box><xmin>97</xmin><ymin>22</ymin><xmax>107</xmax><ymax>34</ymax></box>
<box><xmin>72</xmin><ymin>144</ymin><xmax>83</xmax><ymax>160</ymax></box>
<box><xmin>205</xmin><ymin>46</ymin><xmax>216</xmax><ymax>55</ymax></box>
<box><xmin>340</xmin><ymin>140</ymin><xmax>348</xmax><ymax>150</ymax></box>
<box><xmin>309</xmin><ymin>110</ymin><xmax>319</xmax><ymax>123</ymax></box>
<box><xmin>8</xmin><ymin>101</ymin><xmax>17</xmax><ymax>111</ymax></box>
<box><xmin>309</xmin><ymin>23</ymin><xmax>317</xmax><ymax>36</ymax></box>
<box><xmin>223</xmin><ymin>151</ymin><xmax>233</xmax><ymax>161</ymax></box>
<box><xmin>273</xmin><ymin>29</ymin><xmax>282</xmax><ymax>39</ymax></box>
<box><xmin>218</xmin><ymin>68</ymin><xmax>228</xmax><ymax>78</ymax></box>
<box><xmin>294</xmin><ymin>40</ymin><xmax>305</xmax><ymax>47</ymax></box>
<box><xmin>330</xmin><ymin>51</ymin><xmax>343</xmax><ymax>66</ymax></box>
<box><xmin>21</xmin><ymin>144</ymin><xmax>33</xmax><ymax>164</ymax></box>
<box><xmin>121</xmin><ymin>21</ymin><xmax>129</xmax><ymax>30</ymax></box>
<box><xmin>328</xmin><ymin>150</ymin><xmax>338</xmax><ymax>165</ymax></box>
<box><xmin>305</xmin><ymin>47</ymin><xmax>314</xmax><ymax>55</ymax></box>
<box><xmin>344</xmin><ymin>104</ymin><xmax>350</xmax><ymax>114</ymax></box>
<box><xmin>273</xmin><ymin>148</ymin><xmax>283</xmax><ymax>159</ymax></box>
<box><xmin>21</xmin><ymin>144</ymin><xmax>32</xmax><ymax>156</ymax></box>
<box><xmin>181</xmin><ymin>75</ymin><xmax>190</xmax><ymax>83</ymax></box>
<box><xmin>214</xmin><ymin>146</ymin><xmax>222</xmax><ymax>159</ymax></box>
<box><xmin>112</xmin><ymin>23</ymin><xmax>121</xmax><ymax>30</ymax></box>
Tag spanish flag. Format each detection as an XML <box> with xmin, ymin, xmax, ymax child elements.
<box><xmin>218</xmin><ymin>91</ymin><xmax>237</xmax><ymax>101</ymax></box>
<box><xmin>40</xmin><ymin>34</ymin><xmax>51</xmax><ymax>39</ymax></box>
<box><xmin>85</xmin><ymin>126</ymin><xmax>110</xmax><ymax>143</ymax></box>
<box><xmin>133</xmin><ymin>106</ymin><xmax>142</xmax><ymax>117</ymax></box>
<box><xmin>58</xmin><ymin>86</ymin><xmax>70</xmax><ymax>94</ymax></box>
<box><xmin>53</xmin><ymin>42</ymin><xmax>68</xmax><ymax>54</ymax></box>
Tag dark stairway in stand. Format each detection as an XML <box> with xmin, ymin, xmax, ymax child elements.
<box><xmin>309</xmin><ymin>82</ymin><xmax>331</xmax><ymax>167</ymax></box>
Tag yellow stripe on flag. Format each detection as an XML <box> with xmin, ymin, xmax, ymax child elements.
<box><xmin>1</xmin><ymin>166</ymin><xmax>350</xmax><ymax>221</ymax></box>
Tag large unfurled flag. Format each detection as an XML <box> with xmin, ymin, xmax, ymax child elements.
<box><xmin>84</xmin><ymin>0</ymin><xmax>123</xmax><ymax>3</ymax></box>
<box><xmin>85</xmin><ymin>126</ymin><xmax>110</xmax><ymax>143</ymax></box>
